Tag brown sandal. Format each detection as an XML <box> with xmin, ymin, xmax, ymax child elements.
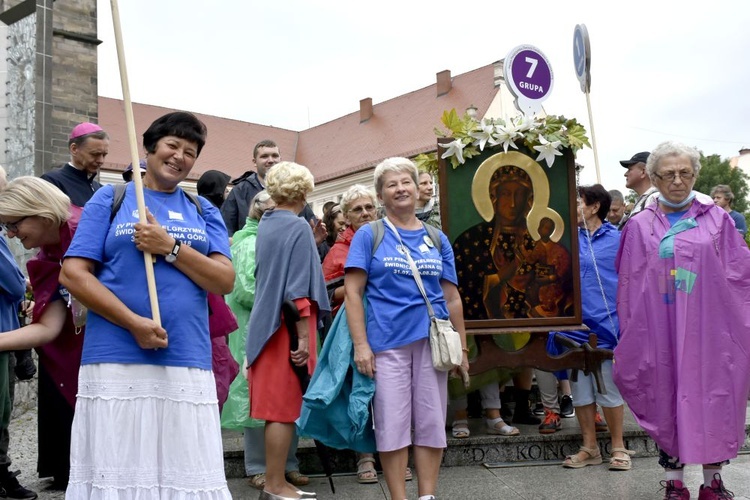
<box><xmin>356</xmin><ymin>457</ymin><xmax>378</xmax><ymax>484</ymax></box>
<box><xmin>562</xmin><ymin>446</ymin><xmax>602</xmax><ymax>469</ymax></box>
<box><xmin>285</xmin><ymin>470</ymin><xmax>309</xmax><ymax>486</ymax></box>
<box><xmin>247</xmin><ymin>473</ymin><xmax>266</xmax><ymax>490</ymax></box>
<box><xmin>608</xmin><ymin>447</ymin><xmax>634</xmax><ymax>471</ymax></box>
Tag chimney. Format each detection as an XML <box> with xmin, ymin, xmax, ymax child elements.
<box><xmin>436</xmin><ymin>70</ymin><xmax>451</xmax><ymax>96</ymax></box>
<box><xmin>360</xmin><ymin>98</ymin><xmax>373</xmax><ymax>123</ymax></box>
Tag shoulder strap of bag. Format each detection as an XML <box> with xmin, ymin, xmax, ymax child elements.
<box><xmin>382</xmin><ymin>217</ymin><xmax>436</xmax><ymax>319</ymax></box>
<box><xmin>110</xmin><ymin>183</ymin><xmax>203</xmax><ymax>222</ymax></box>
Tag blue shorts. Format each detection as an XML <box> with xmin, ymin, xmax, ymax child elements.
<box><xmin>568</xmin><ymin>360</ymin><xmax>623</xmax><ymax>407</ymax></box>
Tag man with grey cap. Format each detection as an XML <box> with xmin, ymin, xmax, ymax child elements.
<box><xmin>41</xmin><ymin>122</ymin><xmax>109</xmax><ymax>207</ymax></box>
<box><xmin>618</xmin><ymin>151</ymin><xmax>657</xmax><ymax>228</ymax></box>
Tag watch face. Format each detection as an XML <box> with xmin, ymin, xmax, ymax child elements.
<box><xmin>165</xmin><ymin>254</ymin><xmax>177</xmax><ymax>263</ymax></box>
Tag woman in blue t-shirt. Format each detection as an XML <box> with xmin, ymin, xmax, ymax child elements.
<box><xmin>60</xmin><ymin>112</ymin><xmax>234</xmax><ymax>499</ymax></box>
<box><xmin>345</xmin><ymin>157</ymin><xmax>469</xmax><ymax>500</ymax></box>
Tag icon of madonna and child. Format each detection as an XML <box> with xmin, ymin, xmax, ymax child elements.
<box><xmin>452</xmin><ymin>152</ymin><xmax>576</xmax><ymax>325</ymax></box>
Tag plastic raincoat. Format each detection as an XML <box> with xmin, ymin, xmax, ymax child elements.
<box><xmin>221</xmin><ymin>218</ymin><xmax>264</xmax><ymax>429</ymax></box>
<box><xmin>296</xmin><ymin>302</ymin><xmax>376</xmax><ymax>453</ymax></box>
<box><xmin>613</xmin><ymin>196</ymin><xmax>750</xmax><ymax>463</ymax></box>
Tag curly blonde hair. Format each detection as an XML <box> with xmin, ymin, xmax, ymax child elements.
<box><xmin>0</xmin><ymin>176</ymin><xmax>70</xmax><ymax>226</ymax></box>
<box><xmin>265</xmin><ymin>162</ymin><xmax>314</xmax><ymax>205</ymax></box>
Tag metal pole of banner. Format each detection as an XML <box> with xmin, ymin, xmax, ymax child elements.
<box><xmin>586</xmin><ymin>92</ymin><xmax>601</xmax><ymax>184</ymax></box>
<box><xmin>109</xmin><ymin>0</ymin><xmax>161</xmax><ymax>326</ymax></box>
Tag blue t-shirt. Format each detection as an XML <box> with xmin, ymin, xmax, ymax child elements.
<box><xmin>65</xmin><ymin>184</ymin><xmax>231</xmax><ymax>369</ymax></box>
<box><xmin>345</xmin><ymin>223</ymin><xmax>457</xmax><ymax>353</ymax></box>
<box><xmin>666</xmin><ymin>210</ymin><xmax>688</xmax><ymax>227</ymax></box>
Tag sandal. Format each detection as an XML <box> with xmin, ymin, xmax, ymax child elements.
<box><xmin>562</xmin><ymin>446</ymin><xmax>602</xmax><ymax>469</ymax></box>
<box><xmin>356</xmin><ymin>457</ymin><xmax>378</xmax><ymax>484</ymax></box>
<box><xmin>485</xmin><ymin>416</ymin><xmax>520</xmax><ymax>436</ymax></box>
<box><xmin>247</xmin><ymin>473</ymin><xmax>266</xmax><ymax>490</ymax></box>
<box><xmin>285</xmin><ymin>470</ymin><xmax>309</xmax><ymax>486</ymax></box>
<box><xmin>608</xmin><ymin>447</ymin><xmax>634</xmax><ymax>471</ymax></box>
<box><xmin>405</xmin><ymin>467</ymin><xmax>413</xmax><ymax>482</ymax></box>
<box><xmin>451</xmin><ymin>419</ymin><xmax>470</xmax><ymax>439</ymax></box>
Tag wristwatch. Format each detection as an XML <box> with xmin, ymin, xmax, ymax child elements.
<box><xmin>165</xmin><ymin>239</ymin><xmax>181</xmax><ymax>263</ymax></box>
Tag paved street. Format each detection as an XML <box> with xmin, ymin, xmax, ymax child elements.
<box><xmin>9</xmin><ymin>406</ymin><xmax>750</xmax><ymax>499</ymax></box>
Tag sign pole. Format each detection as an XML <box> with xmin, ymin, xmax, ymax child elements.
<box><xmin>109</xmin><ymin>0</ymin><xmax>161</xmax><ymax>326</ymax></box>
<box><xmin>585</xmin><ymin>92</ymin><xmax>601</xmax><ymax>183</ymax></box>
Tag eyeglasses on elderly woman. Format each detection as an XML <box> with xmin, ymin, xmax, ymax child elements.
<box><xmin>347</xmin><ymin>203</ymin><xmax>377</xmax><ymax>215</ymax></box>
<box><xmin>653</xmin><ymin>171</ymin><xmax>695</xmax><ymax>182</ymax></box>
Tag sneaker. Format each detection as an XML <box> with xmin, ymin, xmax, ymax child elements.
<box><xmin>0</xmin><ymin>470</ymin><xmax>37</xmax><ymax>499</ymax></box>
<box><xmin>698</xmin><ymin>473</ymin><xmax>734</xmax><ymax>499</ymax></box>
<box><xmin>532</xmin><ymin>402</ymin><xmax>545</xmax><ymax>416</ymax></box>
<box><xmin>595</xmin><ymin>411</ymin><xmax>609</xmax><ymax>432</ymax></box>
<box><xmin>538</xmin><ymin>409</ymin><xmax>562</xmax><ymax>434</ymax></box>
<box><xmin>560</xmin><ymin>394</ymin><xmax>575</xmax><ymax>418</ymax></box>
<box><xmin>660</xmin><ymin>479</ymin><xmax>690</xmax><ymax>499</ymax></box>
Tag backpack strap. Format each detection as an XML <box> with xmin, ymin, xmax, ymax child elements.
<box><xmin>110</xmin><ymin>183</ymin><xmax>127</xmax><ymax>223</ymax></box>
<box><xmin>110</xmin><ymin>183</ymin><xmax>203</xmax><ymax>222</ymax></box>
<box><xmin>422</xmin><ymin>223</ymin><xmax>442</xmax><ymax>252</ymax></box>
<box><xmin>369</xmin><ymin>219</ymin><xmax>385</xmax><ymax>254</ymax></box>
<box><xmin>368</xmin><ymin>219</ymin><xmax>442</xmax><ymax>255</ymax></box>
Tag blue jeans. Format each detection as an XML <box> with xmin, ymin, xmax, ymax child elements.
<box><xmin>243</xmin><ymin>425</ymin><xmax>300</xmax><ymax>476</ymax></box>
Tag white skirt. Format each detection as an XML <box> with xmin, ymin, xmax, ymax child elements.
<box><xmin>66</xmin><ymin>363</ymin><xmax>232</xmax><ymax>499</ymax></box>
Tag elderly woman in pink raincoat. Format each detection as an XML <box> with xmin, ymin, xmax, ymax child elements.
<box><xmin>613</xmin><ymin>141</ymin><xmax>750</xmax><ymax>500</ymax></box>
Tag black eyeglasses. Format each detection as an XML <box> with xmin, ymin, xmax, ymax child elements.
<box><xmin>1</xmin><ymin>216</ymin><xmax>28</xmax><ymax>233</ymax></box>
<box><xmin>653</xmin><ymin>171</ymin><xmax>695</xmax><ymax>182</ymax></box>
<box><xmin>348</xmin><ymin>204</ymin><xmax>377</xmax><ymax>215</ymax></box>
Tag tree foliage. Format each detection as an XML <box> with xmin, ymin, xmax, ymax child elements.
<box><xmin>694</xmin><ymin>153</ymin><xmax>749</xmax><ymax>213</ymax></box>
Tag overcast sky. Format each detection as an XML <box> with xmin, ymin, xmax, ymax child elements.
<box><xmin>96</xmin><ymin>0</ymin><xmax>750</xmax><ymax>194</ymax></box>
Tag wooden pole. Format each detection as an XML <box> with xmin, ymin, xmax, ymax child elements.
<box><xmin>109</xmin><ymin>0</ymin><xmax>161</xmax><ymax>326</ymax></box>
<box><xmin>585</xmin><ymin>91</ymin><xmax>601</xmax><ymax>184</ymax></box>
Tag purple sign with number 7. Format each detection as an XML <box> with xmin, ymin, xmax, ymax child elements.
<box><xmin>504</xmin><ymin>45</ymin><xmax>554</xmax><ymax>116</ymax></box>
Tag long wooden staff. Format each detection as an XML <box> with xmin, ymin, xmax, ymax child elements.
<box><xmin>109</xmin><ymin>0</ymin><xmax>161</xmax><ymax>326</ymax></box>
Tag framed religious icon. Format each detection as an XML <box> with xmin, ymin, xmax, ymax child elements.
<box><xmin>438</xmin><ymin>141</ymin><xmax>583</xmax><ymax>331</ymax></box>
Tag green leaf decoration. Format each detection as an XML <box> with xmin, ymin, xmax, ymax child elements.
<box><xmin>432</xmin><ymin>110</ymin><xmax>591</xmax><ymax>168</ymax></box>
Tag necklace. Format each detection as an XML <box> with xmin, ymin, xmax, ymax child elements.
<box><xmin>143</xmin><ymin>188</ymin><xmax>174</xmax><ymax>218</ymax></box>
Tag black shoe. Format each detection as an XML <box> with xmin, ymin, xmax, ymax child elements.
<box><xmin>12</xmin><ymin>350</ymin><xmax>36</xmax><ymax>381</ymax></box>
<box><xmin>511</xmin><ymin>388</ymin><xmax>541</xmax><ymax>425</ymax></box>
<box><xmin>44</xmin><ymin>475</ymin><xmax>67</xmax><ymax>491</ymax></box>
<box><xmin>532</xmin><ymin>402</ymin><xmax>545</xmax><ymax>416</ymax></box>
<box><xmin>560</xmin><ymin>394</ymin><xmax>575</xmax><ymax>418</ymax></box>
<box><xmin>1</xmin><ymin>471</ymin><xmax>37</xmax><ymax>499</ymax></box>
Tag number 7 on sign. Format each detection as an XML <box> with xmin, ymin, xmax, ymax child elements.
<box><xmin>524</xmin><ymin>57</ymin><xmax>538</xmax><ymax>78</ymax></box>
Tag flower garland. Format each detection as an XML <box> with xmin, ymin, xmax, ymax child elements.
<box><xmin>413</xmin><ymin>109</ymin><xmax>591</xmax><ymax>174</ymax></box>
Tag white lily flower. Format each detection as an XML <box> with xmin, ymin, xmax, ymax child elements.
<box><xmin>469</xmin><ymin>119</ymin><xmax>498</xmax><ymax>151</ymax></box>
<box><xmin>514</xmin><ymin>115</ymin><xmax>539</xmax><ymax>133</ymax></box>
<box><xmin>440</xmin><ymin>139</ymin><xmax>466</xmax><ymax>164</ymax></box>
<box><xmin>494</xmin><ymin>121</ymin><xmax>521</xmax><ymax>153</ymax></box>
<box><xmin>533</xmin><ymin>134</ymin><xmax>563</xmax><ymax>168</ymax></box>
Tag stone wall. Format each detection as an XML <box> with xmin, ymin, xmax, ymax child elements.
<box><xmin>49</xmin><ymin>0</ymin><xmax>100</xmax><ymax>170</ymax></box>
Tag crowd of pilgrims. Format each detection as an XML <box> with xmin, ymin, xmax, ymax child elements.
<box><xmin>0</xmin><ymin>115</ymin><xmax>747</xmax><ymax>500</ymax></box>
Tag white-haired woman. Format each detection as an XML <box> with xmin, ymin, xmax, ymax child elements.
<box><xmin>345</xmin><ymin>157</ymin><xmax>468</xmax><ymax>500</ymax></box>
<box><xmin>0</xmin><ymin>177</ymin><xmax>84</xmax><ymax>489</ymax></box>
<box><xmin>245</xmin><ymin>162</ymin><xmax>330</xmax><ymax>500</ymax></box>
<box><xmin>614</xmin><ymin>141</ymin><xmax>750</xmax><ymax>498</ymax></box>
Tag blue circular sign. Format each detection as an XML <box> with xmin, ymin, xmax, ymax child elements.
<box><xmin>573</xmin><ymin>24</ymin><xmax>591</xmax><ymax>92</ymax></box>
